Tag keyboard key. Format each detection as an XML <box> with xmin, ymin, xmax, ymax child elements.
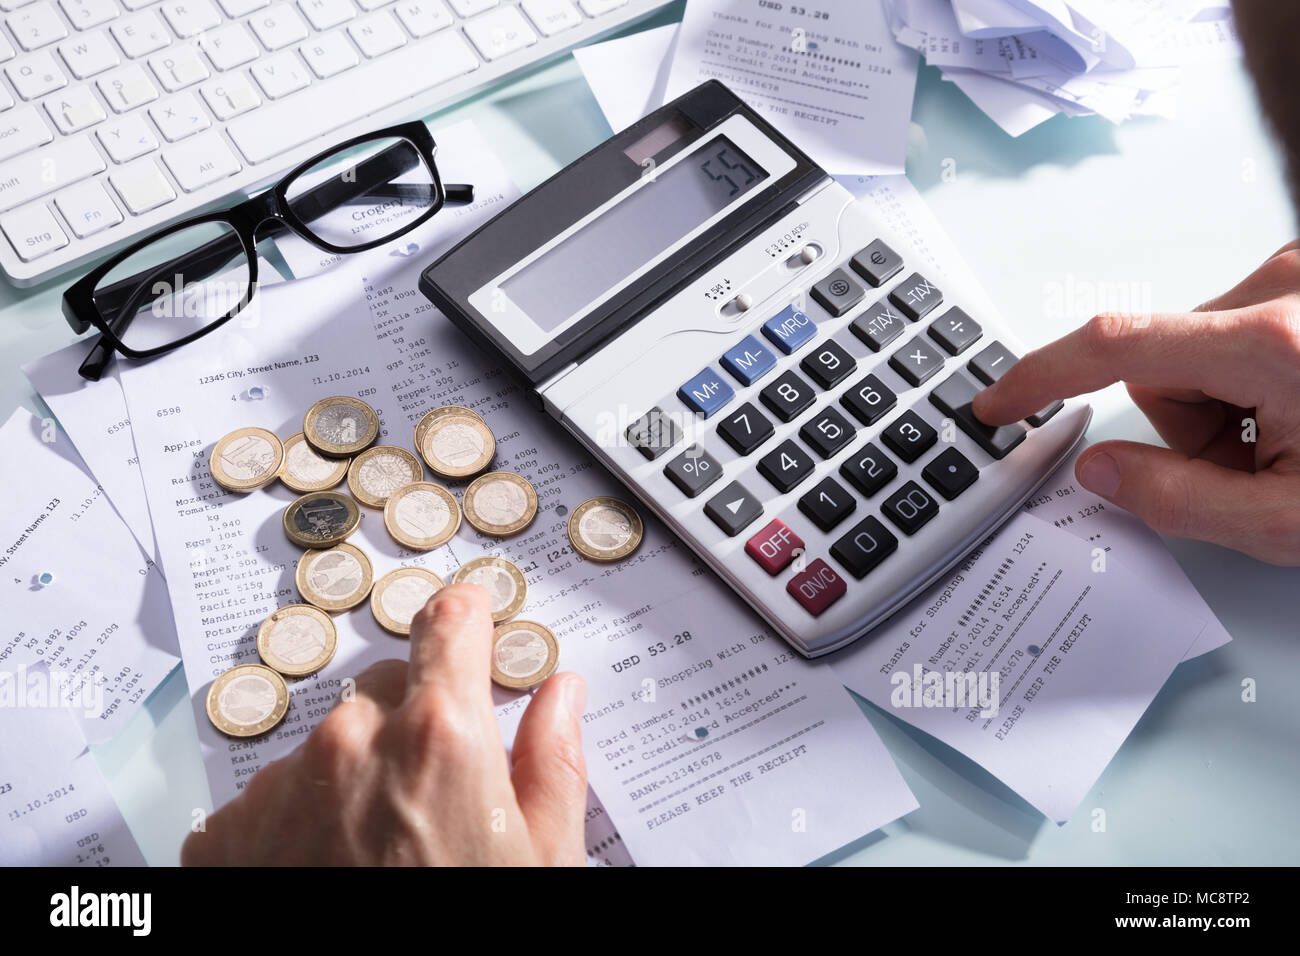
<box><xmin>250</xmin><ymin>4</ymin><xmax>310</xmax><ymax>51</ymax></box>
<box><xmin>522</xmin><ymin>0</ymin><xmax>580</xmax><ymax>35</ymax></box>
<box><xmin>448</xmin><ymin>0</ymin><xmax>497</xmax><ymax>15</ymax></box>
<box><xmin>297</xmin><ymin>0</ymin><xmax>357</xmax><ymax>31</ymax></box>
<box><xmin>626</xmin><ymin>407</ymin><xmax>680</xmax><ymax>460</ymax></box>
<box><xmin>53</xmin><ymin>179</ymin><xmax>121</xmax><ymax>238</ymax></box>
<box><xmin>849</xmin><ymin>238</ymin><xmax>903</xmax><ymax>287</ymax></box>
<box><xmin>761</xmin><ymin>303</ymin><xmax>816</xmax><ymax>354</ymax></box>
<box><xmin>704</xmin><ymin>480</ymin><xmax>763</xmax><ymax>537</ymax></box>
<box><xmin>59</xmin><ymin>0</ymin><xmax>120</xmax><ymax>29</ymax></box>
<box><xmin>149</xmin><ymin>45</ymin><xmax>211</xmax><ymax>92</ymax></box>
<box><xmin>464</xmin><ymin>5</ymin><xmax>537</xmax><ymax>60</ymax></box>
<box><xmin>759</xmin><ymin>369</ymin><xmax>813</xmax><ymax>422</ymax></box>
<box><xmin>97</xmin><ymin>63</ymin><xmax>158</xmax><ymax>112</ymax></box>
<box><xmin>809</xmin><ymin>267</ymin><xmax>864</xmax><ymax>316</ymax></box>
<box><xmin>880</xmin><ymin>409</ymin><xmax>937</xmax><ymax>463</ymax></box>
<box><xmin>839</xmin><ymin>441</ymin><xmax>897</xmax><ymax>498</ymax></box>
<box><xmin>578</xmin><ymin>0</ymin><xmax>627</xmax><ymax>13</ymax></box>
<box><xmin>7</xmin><ymin>50</ymin><xmax>67</xmax><ymax>99</ymax></box>
<box><xmin>799</xmin><ymin>407</ymin><xmax>854</xmax><ymax>459</ymax></box>
<box><xmin>149</xmin><ymin>92</ymin><xmax>210</xmax><ymax>140</ymax></box>
<box><xmin>757</xmin><ymin>439</ymin><xmax>814</xmax><ymax>493</ymax></box>
<box><xmin>677</xmin><ymin>367</ymin><xmax>734</xmax><ymax>419</ymax></box>
<box><xmin>249</xmin><ymin>51</ymin><xmax>310</xmax><ymax>98</ymax></box>
<box><xmin>786</xmin><ymin>558</ymin><xmax>846</xmax><ymax>617</ymax></box>
<box><xmin>840</xmin><ymin>373</ymin><xmax>896</xmax><ymax>426</ymax></box>
<box><xmin>922</xmin><ymin>447</ymin><xmax>978</xmax><ymax>500</ymax></box>
<box><xmin>218</xmin><ymin>0</ymin><xmax>270</xmax><ymax>14</ymax></box>
<box><xmin>0</xmin><ymin>202</ymin><xmax>67</xmax><ymax>260</ymax></box>
<box><xmin>11</xmin><ymin>2</ymin><xmax>69</xmax><ymax>52</ymax></box>
<box><xmin>0</xmin><ymin>136</ymin><xmax>103</xmax><ymax>213</ymax></box>
<box><xmin>96</xmin><ymin>113</ymin><xmax>157</xmax><ymax>162</ymax></box>
<box><xmin>349</xmin><ymin>11</ymin><xmax>407</xmax><ymax>57</ymax></box>
<box><xmin>888</xmin><ymin>272</ymin><xmax>942</xmax><ymax>321</ymax></box>
<box><xmin>201</xmin><ymin>23</ymin><xmax>261</xmax><ymax>71</ymax></box>
<box><xmin>1027</xmin><ymin>401</ymin><xmax>1063</xmax><ymax>426</ymax></box>
<box><xmin>45</xmin><ymin>86</ymin><xmax>105</xmax><ymax>133</ymax></box>
<box><xmin>110</xmin><ymin>12</ymin><xmax>169</xmax><ymax>59</ymax></box>
<box><xmin>719</xmin><ymin>333</ymin><xmax>776</xmax><ymax>385</ymax></box>
<box><xmin>663</xmin><ymin>444</ymin><xmax>722</xmax><ymax>499</ymax></box>
<box><xmin>160</xmin><ymin>0</ymin><xmax>222</xmax><ymax>37</ymax></box>
<box><xmin>745</xmin><ymin>518</ymin><xmax>804</xmax><ymax>576</ymax></box>
<box><xmin>929</xmin><ymin>372</ymin><xmax>1026</xmax><ymax>460</ymax></box>
<box><xmin>967</xmin><ymin>340</ymin><xmax>1016</xmax><ymax>385</ymax></box>
<box><xmin>300</xmin><ymin>30</ymin><xmax>358</xmax><ymax>77</ymax></box>
<box><xmin>716</xmin><ymin>401</ymin><xmax>773</xmax><ymax>455</ymax></box>
<box><xmin>831</xmin><ymin>515</ymin><xmax>898</xmax><ymax>579</ymax></box>
<box><xmin>226</xmin><ymin>30</ymin><xmax>479</xmax><ymax>164</ymax></box>
<box><xmin>59</xmin><ymin>31</ymin><xmax>121</xmax><ymax>79</ymax></box>
<box><xmin>881</xmin><ymin>480</ymin><xmax>939</xmax><ymax>535</ymax></box>
<box><xmin>798</xmin><ymin>476</ymin><xmax>856</xmax><ymax>532</ymax></box>
<box><xmin>162</xmin><ymin>130</ymin><xmax>240</xmax><ymax>191</ymax></box>
<box><xmin>849</xmin><ymin>298</ymin><xmax>907</xmax><ymax>352</ymax></box>
<box><xmin>109</xmin><ymin>159</ymin><xmax>176</xmax><ymax>213</ymax></box>
<box><xmin>800</xmin><ymin>338</ymin><xmax>855</xmax><ymax>389</ymax></box>
<box><xmin>396</xmin><ymin>0</ymin><xmax>453</xmax><ymax>36</ymax></box>
<box><xmin>0</xmin><ymin>106</ymin><xmax>53</xmax><ymax>162</ymax></box>
<box><xmin>889</xmin><ymin>336</ymin><xmax>945</xmax><ymax>387</ymax></box>
<box><xmin>201</xmin><ymin>72</ymin><xmax>261</xmax><ymax>119</ymax></box>
<box><xmin>927</xmin><ymin>307</ymin><xmax>982</xmax><ymax>355</ymax></box>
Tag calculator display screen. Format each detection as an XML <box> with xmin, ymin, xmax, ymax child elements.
<box><xmin>500</xmin><ymin>136</ymin><xmax>769</xmax><ymax>334</ymax></box>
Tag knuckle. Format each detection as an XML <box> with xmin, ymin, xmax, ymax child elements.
<box><xmin>1249</xmin><ymin>306</ymin><xmax>1300</xmax><ymax>358</ymax></box>
<box><xmin>304</xmin><ymin>705</ymin><xmax>373</xmax><ymax>773</ymax></box>
<box><xmin>1083</xmin><ymin>311</ymin><xmax>1136</xmax><ymax>356</ymax></box>
<box><xmin>1258</xmin><ymin>506</ymin><xmax>1300</xmax><ymax>555</ymax></box>
<box><xmin>400</xmin><ymin>687</ymin><xmax>478</xmax><ymax>762</ymax></box>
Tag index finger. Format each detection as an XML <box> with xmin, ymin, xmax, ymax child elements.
<box><xmin>406</xmin><ymin>582</ymin><xmax>495</xmax><ymax>706</ymax></box>
<box><xmin>971</xmin><ymin>310</ymin><xmax>1263</xmax><ymax>426</ymax></box>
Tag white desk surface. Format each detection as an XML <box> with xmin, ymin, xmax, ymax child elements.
<box><xmin>2</xmin><ymin>14</ymin><xmax>1298</xmax><ymax>865</ymax></box>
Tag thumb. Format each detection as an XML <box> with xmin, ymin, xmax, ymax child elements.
<box><xmin>509</xmin><ymin>672</ymin><xmax>588</xmax><ymax>865</ymax></box>
<box><xmin>1074</xmin><ymin>440</ymin><xmax>1282</xmax><ymax>559</ymax></box>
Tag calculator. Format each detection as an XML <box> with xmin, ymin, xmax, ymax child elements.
<box><xmin>421</xmin><ymin>81</ymin><xmax>1091</xmax><ymax>658</ymax></box>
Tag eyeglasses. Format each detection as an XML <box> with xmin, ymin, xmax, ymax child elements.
<box><xmin>63</xmin><ymin>121</ymin><xmax>473</xmax><ymax>381</ymax></box>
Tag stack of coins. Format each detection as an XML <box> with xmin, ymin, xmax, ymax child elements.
<box><xmin>205</xmin><ymin>399</ymin><xmax>650</xmax><ymax>734</ymax></box>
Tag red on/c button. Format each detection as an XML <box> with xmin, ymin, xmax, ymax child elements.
<box><xmin>745</xmin><ymin>519</ymin><xmax>805</xmax><ymax>575</ymax></box>
<box><xmin>787</xmin><ymin>559</ymin><xmax>846</xmax><ymax>616</ymax></box>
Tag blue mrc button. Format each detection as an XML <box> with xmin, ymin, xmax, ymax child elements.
<box><xmin>762</xmin><ymin>305</ymin><xmax>816</xmax><ymax>354</ymax></box>
<box><xmin>720</xmin><ymin>335</ymin><xmax>776</xmax><ymax>386</ymax></box>
<box><xmin>677</xmin><ymin>367</ymin><xmax>734</xmax><ymax>418</ymax></box>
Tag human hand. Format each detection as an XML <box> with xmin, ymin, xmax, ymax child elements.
<box><xmin>182</xmin><ymin>583</ymin><xmax>588</xmax><ymax>865</ymax></box>
<box><xmin>972</xmin><ymin>241</ymin><xmax>1300</xmax><ymax>565</ymax></box>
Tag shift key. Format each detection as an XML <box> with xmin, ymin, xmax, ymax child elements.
<box><xmin>0</xmin><ymin>137</ymin><xmax>105</xmax><ymax>212</ymax></box>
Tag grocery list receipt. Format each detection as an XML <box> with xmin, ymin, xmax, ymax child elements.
<box><xmin>117</xmin><ymin>243</ymin><xmax>916</xmax><ymax>866</ymax></box>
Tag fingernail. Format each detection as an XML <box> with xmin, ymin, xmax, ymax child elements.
<box><xmin>1078</xmin><ymin>452</ymin><xmax>1121</xmax><ymax>498</ymax></box>
<box><xmin>561</xmin><ymin>675</ymin><xmax>586</xmax><ymax>719</ymax></box>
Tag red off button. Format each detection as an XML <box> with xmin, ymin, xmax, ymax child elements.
<box><xmin>745</xmin><ymin>519</ymin><xmax>805</xmax><ymax>575</ymax></box>
<box><xmin>787</xmin><ymin>559</ymin><xmax>846</xmax><ymax>616</ymax></box>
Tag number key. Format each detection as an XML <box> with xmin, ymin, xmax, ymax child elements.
<box><xmin>798</xmin><ymin>476</ymin><xmax>856</xmax><ymax>532</ymax></box>
<box><xmin>880</xmin><ymin>409</ymin><xmax>937</xmax><ymax>463</ymax></box>
<box><xmin>759</xmin><ymin>369</ymin><xmax>814</xmax><ymax>423</ymax></box>
<box><xmin>840</xmin><ymin>373</ymin><xmax>897</xmax><ymax>426</ymax></box>
<box><xmin>799</xmin><ymin>406</ymin><xmax>855</xmax><ymax>459</ymax></box>
<box><xmin>716</xmin><ymin>401</ymin><xmax>774</xmax><ymax>455</ymax></box>
<box><xmin>800</xmin><ymin>338</ymin><xmax>856</xmax><ymax>389</ymax></box>
<box><xmin>757</xmin><ymin>439</ymin><xmax>814</xmax><ymax>493</ymax></box>
<box><xmin>881</xmin><ymin>480</ymin><xmax>939</xmax><ymax>535</ymax></box>
<box><xmin>840</xmin><ymin>441</ymin><xmax>897</xmax><ymax>497</ymax></box>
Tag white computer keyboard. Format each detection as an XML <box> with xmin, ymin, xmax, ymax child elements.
<box><xmin>0</xmin><ymin>0</ymin><xmax>668</xmax><ymax>285</ymax></box>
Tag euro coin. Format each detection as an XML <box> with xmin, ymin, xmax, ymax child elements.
<box><xmin>256</xmin><ymin>604</ymin><xmax>338</xmax><ymax>676</ymax></box>
<box><xmin>282</xmin><ymin>491</ymin><xmax>361</xmax><ymax>549</ymax></box>
<box><xmin>414</xmin><ymin>405</ymin><xmax>483</xmax><ymax>452</ymax></box>
<box><xmin>383</xmin><ymin>482</ymin><xmax>460</xmax><ymax>550</ymax></box>
<box><xmin>295</xmin><ymin>541</ymin><xmax>374</xmax><ymax>612</ymax></box>
<box><xmin>346</xmin><ymin>444</ymin><xmax>423</xmax><ymax>508</ymax></box>
<box><xmin>419</xmin><ymin>413</ymin><xmax>495</xmax><ymax>478</ymax></box>
<box><xmin>370</xmin><ymin>567</ymin><xmax>444</xmax><ymax>636</ymax></box>
<box><xmin>463</xmin><ymin>471</ymin><xmax>538</xmax><ymax>537</ymax></box>
<box><xmin>209</xmin><ymin>426</ymin><xmax>284</xmax><ymax>492</ymax></box>
<box><xmin>206</xmin><ymin>663</ymin><xmax>289</xmax><ymax>737</ymax></box>
<box><xmin>568</xmin><ymin>497</ymin><xmax>643</xmax><ymax>562</ymax></box>
<box><xmin>451</xmin><ymin>556</ymin><xmax>527</xmax><ymax>622</ymax></box>
<box><xmin>304</xmin><ymin>396</ymin><xmax>379</xmax><ymax>458</ymax></box>
<box><xmin>490</xmin><ymin>620</ymin><xmax>559</xmax><ymax>691</ymax></box>
<box><xmin>279</xmin><ymin>432</ymin><xmax>349</xmax><ymax>493</ymax></box>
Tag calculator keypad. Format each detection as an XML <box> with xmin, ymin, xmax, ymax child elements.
<box><xmin>621</xmin><ymin>230</ymin><xmax>1075</xmax><ymax>637</ymax></box>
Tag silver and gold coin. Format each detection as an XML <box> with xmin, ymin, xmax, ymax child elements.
<box><xmin>256</xmin><ymin>604</ymin><xmax>338</xmax><ymax>676</ymax></box>
<box><xmin>303</xmin><ymin>396</ymin><xmax>380</xmax><ymax>458</ymax></box>
<box><xmin>295</xmin><ymin>541</ymin><xmax>374</xmax><ymax>612</ymax></box>
<box><xmin>414</xmin><ymin>405</ymin><xmax>484</xmax><ymax>452</ymax></box>
<box><xmin>568</xmin><ymin>496</ymin><xmax>644</xmax><ymax>562</ymax></box>
<box><xmin>282</xmin><ymin>491</ymin><xmax>361</xmax><ymax>549</ymax></box>
<box><xmin>279</xmin><ymin>432</ymin><xmax>349</xmax><ymax>493</ymax></box>
<box><xmin>382</xmin><ymin>482</ymin><xmax>461</xmax><ymax>550</ymax></box>
<box><xmin>346</xmin><ymin>444</ymin><xmax>423</xmax><ymax>508</ymax></box>
<box><xmin>490</xmin><ymin>620</ymin><xmax>559</xmax><ymax>691</ymax></box>
<box><xmin>370</xmin><ymin>566</ymin><xmax>444</xmax><ymax>636</ymax></box>
<box><xmin>209</xmin><ymin>426</ymin><xmax>284</xmax><ymax>492</ymax></box>
<box><xmin>463</xmin><ymin>471</ymin><xmax>538</xmax><ymax>537</ymax></box>
<box><xmin>206</xmin><ymin>663</ymin><xmax>290</xmax><ymax>737</ymax></box>
<box><xmin>451</xmin><ymin>556</ymin><xmax>527</xmax><ymax>622</ymax></box>
<box><xmin>418</xmin><ymin>413</ymin><xmax>495</xmax><ymax>479</ymax></box>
